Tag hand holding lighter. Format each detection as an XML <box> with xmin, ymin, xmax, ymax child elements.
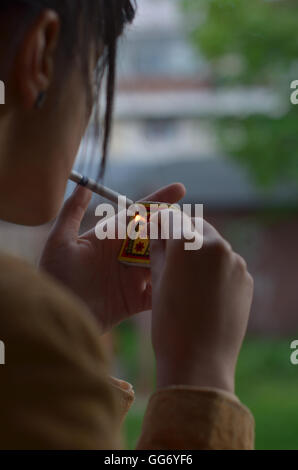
<box><xmin>118</xmin><ymin>201</ymin><xmax>175</xmax><ymax>268</ymax></box>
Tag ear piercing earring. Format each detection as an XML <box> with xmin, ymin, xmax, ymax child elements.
<box><xmin>35</xmin><ymin>91</ymin><xmax>46</xmax><ymax>109</ymax></box>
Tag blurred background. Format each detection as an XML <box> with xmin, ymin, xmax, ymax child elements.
<box><xmin>1</xmin><ymin>0</ymin><xmax>298</xmax><ymax>449</ymax></box>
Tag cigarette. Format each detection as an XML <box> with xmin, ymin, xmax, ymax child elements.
<box><xmin>69</xmin><ymin>170</ymin><xmax>134</xmax><ymax>208</ymax></box>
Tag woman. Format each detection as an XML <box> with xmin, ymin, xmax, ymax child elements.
<box><xmin>0</xmin><ymin>0</ymin><xmax>254</xmax><ymax>449</ymax></box>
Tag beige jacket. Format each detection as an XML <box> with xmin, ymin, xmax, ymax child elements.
<box><xmin>0</xmin><ymin>253</ymin><xmax>254</xmax><ymax>450</ymax></box>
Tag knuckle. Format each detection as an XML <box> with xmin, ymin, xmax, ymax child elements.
<box><xmin>233</xmin><ymin>254</ymin><xmax>254</xmax><ymax>288</ymax></box>
<box><xmin>203</xmin><ymin>221</ymin><xmax>216</xmax><ymax>239</ymax></box>
<box><xmin>208</xmin><ymin>237</ymin><xmax>231</xmax><ymax>257</ymax></box>
<box><xmin>235</xmin><ymin>253</ymin><xmax>248</xmax><ymax>272</ymax></box>
<box><xmin>246</xmin><ymin>271</ymin><xmax>254</xmax><ymax>289</ymax></box>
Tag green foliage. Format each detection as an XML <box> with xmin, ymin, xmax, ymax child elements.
<box><xmin>122</xmin><ymin>335</ymin><xmax>298</xmax><ymax>449</ymax></box>
<box><xmin>182</xmin><ymin>0</ymin><xmax>298</xmax><ymax>187</ymax></box>
<box><xmin>236</xmin><ymin>338</ymin><xmax>298</xmax><ymax>450</ymax></box>
<box><xmin>219</xmin><ymin>111</ymin><xmax>298</xmax><ymax>186</ymax></box>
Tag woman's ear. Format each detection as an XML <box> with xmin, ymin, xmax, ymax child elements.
<box><xmin>14</xmin><ymin>9</ymin><xmax>60</xmax><ymax>109</ymax></box>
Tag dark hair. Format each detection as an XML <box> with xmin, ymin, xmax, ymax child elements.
<box><xmin>0</xmin><ymin>0</ymin><xmax>136</xmax><ymax>178</ymax></box>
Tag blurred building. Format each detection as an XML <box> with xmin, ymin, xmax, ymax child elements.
<box><xmin>107</xmin><ymin>0</ymin><xmax>281</xmax><ymax>167</ymax></box>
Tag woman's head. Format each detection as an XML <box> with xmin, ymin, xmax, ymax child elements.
<box><xmin>0</xmin><ymin>0</ymin><xmax>135</xmax><ymax>225</ymax></box>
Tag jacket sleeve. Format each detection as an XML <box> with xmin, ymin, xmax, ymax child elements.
<box><xmin>0</xmin><ymin>254</ymin><xmax>123</xmax><ymax>450</ymax></box>
<box><xmin>108</xmin><ymin>379</ymin><xmax>255</xmax><ymax>450</ymax></box>
<box><xmin>136</xmin><ymin>386</ymin><xmax>254</xmax><ymax>450</ymax></box>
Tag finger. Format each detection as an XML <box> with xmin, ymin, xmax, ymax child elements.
<box><xmin>51</xmin><ymin>185</ymin><xmax>92</xmax><ymax>242</ymax></box>
<box><xmin>150</xmin><ymin>211</ymin><xmax>168</xmax><ymax>280</ymax></box>
<box><xmin>150</xmin><ymin>238</ymin><xmax>167</xmax><ymax>280</ymax></box>
<box><xmin>138</xmin><ymin>182</ymin><xmax>186</xmax><ymax>205</ymax></box>
<box><xmin>140</xmin><ymin>282</ymin><xmax>152</xmax><ymax>312</ymax></box>
<box><xmin>203</xmin><ymin>219</ymin><xmax>232</xmax><ymax>251</ymax></box>
<box><xmin>113</xmin><ymin>183</ymin><xmax>186</xmax><ymax>243</ymax></box>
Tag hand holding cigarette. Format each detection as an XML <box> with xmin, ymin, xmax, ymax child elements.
<box><xmin>40</xmin><ymin>180</ymin><xmax>186</xmax><ymax>333</ymax></box>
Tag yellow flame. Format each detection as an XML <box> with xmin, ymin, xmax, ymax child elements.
<box><xmin>135</xmin><ymin>214</ymin><xmax>147</xmax><ymax>224</ymax></box>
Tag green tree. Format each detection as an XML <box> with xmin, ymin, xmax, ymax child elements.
<box><xmin>183</xmin><ymin>0</ymin><xmax>298</xmax><ymax>186</ymax></box>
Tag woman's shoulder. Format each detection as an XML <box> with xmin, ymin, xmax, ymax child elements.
<box><xmin>0</xmin><ymin>250</ymin><xmax>78</xmax><ymax>312</ymax></box>
<box><xmin>0</xmin><ymin>250</ymin><xmax>50</xmax><ymax>290</ymax></box>
<box><xmin>0</xmin><ymin>251</ymin><xmax>103</xmax><ymax>351</ymax></box>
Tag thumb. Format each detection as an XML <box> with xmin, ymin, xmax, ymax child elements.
<box><xmin>51</xmin><ymin>185</ymin><xmax>92</xmax><ymax>242</ymax></box>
